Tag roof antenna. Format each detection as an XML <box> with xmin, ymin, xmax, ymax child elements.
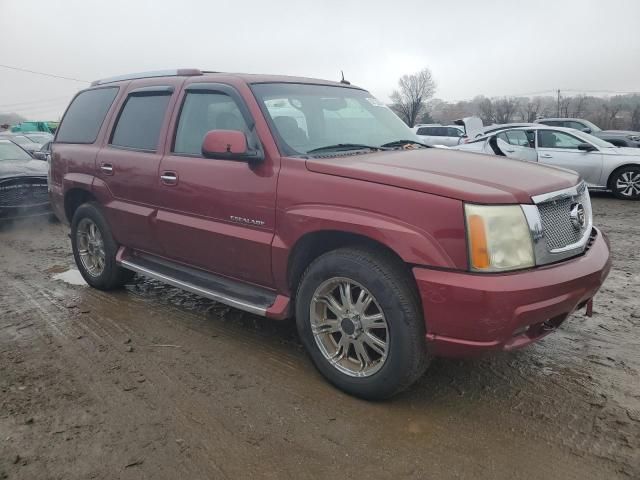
<box><xmin>340</xmin><ymin>70</ymin><xmax>351</xmax><ymax>85</ymax></box>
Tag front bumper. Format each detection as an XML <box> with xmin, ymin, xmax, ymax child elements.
<box><xmin>414</xmin><ymin>228</ymin><xmax>611</xmax><ymax>357</ymax></box>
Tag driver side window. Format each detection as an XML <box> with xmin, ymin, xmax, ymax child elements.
<box><xmin>538</xmin><ymin>130</ymin><xmax>584</xmax><ymax>149</ymax></box>
<box><xmin>497</xmin><ymin>130</ymin><xmax>531</xmax><ymax>147</ymax></box>
<box><xmin>173</xmin><ymin>91</ymin><xmax>249</xmax><ymax>156</ymax></box>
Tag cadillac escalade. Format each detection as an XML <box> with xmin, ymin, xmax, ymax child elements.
<box><xmin>50</xmin><ymin>69</ymin><xmax>611</xmax><ymax>399</ymax></box>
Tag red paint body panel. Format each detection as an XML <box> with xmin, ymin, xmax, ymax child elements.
<box><xmin>306</xmin><ymin>148</ymin><xmax>578</xmax><ymax>204</ymax></box>
<box><xmin>50</xmin><ymin>71</ymin><xmax>612</xmax><ymax>359</ymax></box>
<box><xmin>416</xmin><ymin>229</ymin><xmax>611</xmax><ymax>356</ymax></box>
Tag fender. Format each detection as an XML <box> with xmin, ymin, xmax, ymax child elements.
<box><xmin>271</xmin><ymin>203</ymin><xmax>465</xmax><ymax>294</ymax></box>
<box><xmin>62</xmin><ymin>172</ymin><xmax>94</xmax><ymax>194</ymax></box>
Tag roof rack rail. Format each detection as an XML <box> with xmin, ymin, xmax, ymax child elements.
<box><xmin>91</xmin><ymin>69</ymin><xmax>203</xmax><ymax>86</ymax></box>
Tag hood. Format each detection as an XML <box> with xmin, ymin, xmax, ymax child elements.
<box><xmin>305</xmin><ymin>149</ymin><xmax>579</xmax><ymax>204</ymax></box>
<box><xmin>600</xmin><ymin>130</ymin><xmax>640</xmax><ymax>136</ymax></box>
<box><xmin>602</xmin><ymin>147</ymin><xmax>640</xmax><ymax>157</ymax></box>
<box><xmin>0</xmin><ymin>159</ymin><xmax>48</xmax><ymax>180</ymax></box>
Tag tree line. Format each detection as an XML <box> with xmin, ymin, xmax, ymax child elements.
<box><xmin>390</xmin><ymin>68</ymin><xmax>640</xmax><ymax>131</ymax></box>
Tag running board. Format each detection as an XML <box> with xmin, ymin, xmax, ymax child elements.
<box><xmin>118</xmin><ymin>251</ymin><xmax>277</xmax><ymax>317</ymax></box>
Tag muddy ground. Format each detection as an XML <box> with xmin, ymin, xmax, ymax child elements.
<box><xmin>0</xmin><ymin>193</ymin><xmax>638</xmax><ymax>480</ymax></box>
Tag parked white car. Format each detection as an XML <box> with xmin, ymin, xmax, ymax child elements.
<box><xmin>452</xmin><ymin>125</ymin><xmax>640</xmax><ymax>199</ymax></box>
<box><xmin>412</xmin><ymin>124</ymin><xmax>465</xmax><ymax>146</ymax></box>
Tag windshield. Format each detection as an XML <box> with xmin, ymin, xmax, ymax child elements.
<box><xmin>251</xmin><ymin>83</ymin><xmax>419</xmax><ymax>155</ymax></box>
<box><xmin>7</xmin><ymin>135</ymin><xmax>36</xmax><ymax>146</ymax></box>
<box><xmin>0</xmin><ymin>141</ymin><xmax>32</xmax><ymax>161</ymax></box>
<box><xmin>24</xmin><ymin>134</ymin><xmax>51</xmax><ymax>144</ymax></box>
<box><xmin>582</xmin><ymin>120</ymin><xmax>601</xmax><ymax>132</ymax></box>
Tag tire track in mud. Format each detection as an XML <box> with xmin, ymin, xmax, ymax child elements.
<box><xmin>1</xmin><ymin>205</ymin><xmax>638</xmax><ymax>479</ymax></box>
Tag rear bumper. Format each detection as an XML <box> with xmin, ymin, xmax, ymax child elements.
<box><xmin>413</xmin><ymin>228</ymin><xmax>611</xmax><ymax>357</ymax></box>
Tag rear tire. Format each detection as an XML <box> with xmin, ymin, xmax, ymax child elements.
<box><xmin>610</xmin><ymin>166</ymin><xmax>640</xmax><ymax>200</ymax></box>
<box><xmin>71</xmin><ymin>202</ymin><xmax>134</xmax><ymax>289</ymax></box>
<box><xmin>295</xmin><ymin>246</ymin><xmax>430</xmax><ymax>400</ymax></box>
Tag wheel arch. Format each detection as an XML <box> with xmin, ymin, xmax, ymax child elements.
<box><xmin>607</xmin><ymin>163</ymin><xmax>640</xmax><ymax>190</ymax></box>
<box><xmin>64</xmin><ymin>187</ymin><xmax>97</xmax><ymax>223</ymax></box>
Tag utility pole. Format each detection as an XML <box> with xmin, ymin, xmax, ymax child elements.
<box><xmin>557</xmin><ymin>89</ymin><xmax>561</xmax><ymax>117</ymax></box>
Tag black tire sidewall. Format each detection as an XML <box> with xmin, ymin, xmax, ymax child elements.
<box><xmin>612</xmin><ymin>166</ymin><xmax>640</xmax><ymax>200</ymax></box>
<box><xmin>296</xmin><ymin>249</ymin><xmax>426</xmax><ymax>400</ymax></box>
<box><xmin>70</xmin><ymin>202</ymin><xmax>124</xmax><ymax>289</ymax></box>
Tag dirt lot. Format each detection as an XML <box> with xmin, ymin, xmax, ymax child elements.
<box><xmin>1</xmin><ymin>194</ymin><xmax>638</xmax><ymax>480</ymax></box>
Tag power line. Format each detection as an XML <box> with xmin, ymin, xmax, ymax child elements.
<box><xmin>0</xmin><ymin>96</ymin><xmax>71</xmax><ymax>109</ymax></box>
<box><xmin>0</xmin><ymin>64</ymin><xmax>90</xmax><ymax>83</ymax></box>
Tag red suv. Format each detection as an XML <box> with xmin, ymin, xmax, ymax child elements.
<box><xmin>50</xmin><ymin>69</ymin><xmax>611</xmax><ymax>399</ymax></box>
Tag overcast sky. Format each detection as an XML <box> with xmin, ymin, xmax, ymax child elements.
<box><xmin>1</xmin><ymin>0</ymin><xmax>639</xmax><ymax>120</ymax></box>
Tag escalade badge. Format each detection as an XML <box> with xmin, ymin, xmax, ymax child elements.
<box><xmin>230</xmin><ymin>215</ymin><xmax>265</xmax><ymax>226</ymax></box>
<box><xmin>570</xmin><ymin>203</ymin><xmax>586</xmax><ymax>229</ymax></box>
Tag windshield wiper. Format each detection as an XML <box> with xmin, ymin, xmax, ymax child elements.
<box><xmin>380</xmin><ymin>139</ymin><xmax>430</xmax><ymax>148</ymax></box>
<box><xmin>306</xmin><ymin>143</ymin><xmax>386</xmax><ymax>154</ymax></box>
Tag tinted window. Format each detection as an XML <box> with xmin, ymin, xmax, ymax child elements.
<box><xmin>447</xmin><ymin>127</ymin><xmax>463</xmax><ymax>137</ymax></box>
<box><xmin>417</xmin><ymin>127</ymin><xmax>437</xmax><ymax>135</ymax></box>
<box><xmin>538</xmin><ymin>130</ymin><xmax>584</xmax><ymax>149</ymax></box>
<box><xmin>111</xmin><ymin>93</ymin><xmax>171</xmax><ymax>151</ymax></box>
<box><xmin>539</xmin><ymin>120</ymin><xmax>562</xmax><ymax>127</ymax></box>
<box><xmin>56</xmin><ymin>87</ymin><xmax>118</xmax><ymax>143</ymax></box>
<box><xmin>174</xmin><ymin>92</ymin><xmax>249</xmax><ymax>155</ymax></box>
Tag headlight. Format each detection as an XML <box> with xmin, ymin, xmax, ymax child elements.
<box><xmin>465</xmin><ymin>204</ymin><xmax>535</xmax><ymax>272</ymax></box>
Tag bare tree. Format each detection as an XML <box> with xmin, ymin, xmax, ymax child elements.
<box><xmin>494</xmin><ymin>97</ymin><xmax>519</xmax><ymax>124</ymax></box>
<box><xmin>571</xmin><ymin>95</ymin><xmax>588</xmax><ymax>118</ymax></box>
<box><xmin>631</xmin><ymin>104</ymin><xmax>640</xmax><ymax>131</ymax></box>
<box><xmin>520</xmin><ymin>97</ymin><xmax>542</xmax><ymax>122</ymax></box>
<box><xmin>390</xmin><ymin>69</ymin><xmax>436</xmax><ymax>127</ymax></box>
<box><xmin>475</xmin><ymin>97</ymin><xmax>495</xmax><ymax>124</ymax></box>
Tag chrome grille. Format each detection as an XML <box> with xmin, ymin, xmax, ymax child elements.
<box><xmin>536</xmin><ymin>184</ymin><xmax>591</xmax><ymax>251</ymax></box>
<box><xmin>525</xmin><ymin>182</ymin><xmax>593</xmax><ymax>266</ymax></box>
<box><xmin>538</xmin><ymin>197</ymin><xmax>582</xmax><ymax>250</ymax></box>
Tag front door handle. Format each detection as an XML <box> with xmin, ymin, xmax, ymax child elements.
<box><xmin>539</xmin><ymin>153</ymin><xmax>552</xmax><ymax>158</ymax></box>
<box><xmin>160</xmin><ymin>171</ymin><xmax>178</xmax><ymax>185</ymax></box>
<box><xmin>100</xmin><ymin>163</ymin><xmax>114</xmax><ymax>175</ymax></box>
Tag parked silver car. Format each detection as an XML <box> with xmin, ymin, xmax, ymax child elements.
<box><xmin>536</xmin><ymin>118</ymin><xmax>640</xmax><ymax>148</ymax></box>
<box><xmin>452</xmin><ymin>125</ymin><xmax>640</xmax><ymax>199</ymax></box>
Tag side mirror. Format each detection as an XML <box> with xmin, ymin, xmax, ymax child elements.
<box><xmin>577</xmin><ymin>143</ymin><xmax>597</xmax><ymax>152</ymax></box>
<box><xmin>201</xmin><ymin>130</ymin><xmax>263</xmax><ymax>163</ymax></box>
<box><xmin>581</xmin><ymin>128</ymin><xmax>592</xmax><ymax>134</ymax></box>
<box><xmin>33</xmin><ymin>151</ymin><xmax>47</xmax><ymax>160</ymax></box>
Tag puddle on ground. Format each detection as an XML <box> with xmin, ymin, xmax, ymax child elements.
<box><xmin>53</xmin><ymin>269</ymin><xmax>87</xmax><ymax>286</ymax></box>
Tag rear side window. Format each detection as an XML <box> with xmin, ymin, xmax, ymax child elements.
<box><xmin>56</xmin><ymin>87</ymin><xmax>118</xmax><ymax>144</ymax></box>
<box><xmin>110</xmin><ymin>93</ymin><xmax>171</xmax><ymax>151</ymax></box>
<box><xmin>417</xmin><ymin>127</ymin><xmax>439</xmax><ymax>136</ymax></box>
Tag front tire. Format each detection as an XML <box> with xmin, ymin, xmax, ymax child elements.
<box><xmin>295</xmin><ymin>246</ymin><xmax>430</xmax><ymax>400</ymax></box>
<box><xmin>611</xmin><ymin>166</ymin><xmax>640</xmax><ymax>200</ymax></box>
<box><xmin>71</xmin><ymin>202</ymin><xmax>134</xmax><ymax>289</ymax></box>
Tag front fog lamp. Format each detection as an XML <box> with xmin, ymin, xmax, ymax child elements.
<box><xmin>465</xmin><ymin>204</ymin><xmax>535</xmax><ymax>272</ymax></box>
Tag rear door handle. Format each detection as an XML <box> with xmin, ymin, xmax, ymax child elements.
<box><xmin>100</xmin><ymin>163</ymin><xmax>114</xmax><ymax>175</ymax></box>
<box><xmin>160</xmin><ymin>171</ymin><xmax>178</xmax><ymax>185</ymax></box>
<box><xmin>539</xmin><ymin>153</ymin><xmax>552</xmax><ymax>158</ymax></box>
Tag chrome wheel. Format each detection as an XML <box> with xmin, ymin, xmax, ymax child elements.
<box><xmin>76</xmin><ymin>218</ymin><xmax>106</xmax><ymax>277</ymax></box>
<box><xmin>616</xmin><ymin>171</ymin><xmax>640</xmax><ymax>197</ymax></box>
<box><xmin>310</xmin><ymin>277</ymin><xmax>389</xmax><ymax>377</ymax></box>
